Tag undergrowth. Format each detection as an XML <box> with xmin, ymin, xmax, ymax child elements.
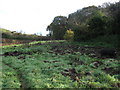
<box><xmin>1</xmin><ymin>41</ymin><xmax>120</xmax><ymax>88</ymax></box>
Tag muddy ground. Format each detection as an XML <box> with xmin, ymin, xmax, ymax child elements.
<box><xmin>2</xmin><ymin>42</ymin><xmax>120</xmax><ymax>59</ymax></box>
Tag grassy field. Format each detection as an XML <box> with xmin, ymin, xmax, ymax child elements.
<box><xmin>1</xmin><ymin>40</ymin><xmax>120</xmax><ymax>88</ymax></box>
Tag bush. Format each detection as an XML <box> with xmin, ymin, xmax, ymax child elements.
<box><xmin>2</xmin><ymin>32</ymin><xmax>12</xmax><ymax>39</ymax></box>
<box><xmin>87</xmin><ymin>11</ymin><xmax>109</xmax><ymax>38</ymax></box>
<box><xmin>74</xmin><ymin>24</ymin><xmax>89</xmax><ymax>41</ymax></box>
<box><xmin>64</xmin><ymin>29</ymin><xmax>74</xmax><ymax>41</ymax></box>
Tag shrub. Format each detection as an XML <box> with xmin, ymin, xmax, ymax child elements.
<box><xmin>64</xmin><ymin>29</ymin><xmax>74</xmax><ymax>41</ymax></box>
<box><xmin>74</xmin><ymin>24</ymin><xmax>89</xmax><ymax>41</ymax></box>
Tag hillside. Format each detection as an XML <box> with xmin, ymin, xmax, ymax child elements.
<box><xmin>0</xmin><ymin>28</ymin><xmax>52</xmax><ymax>46</ymax></box>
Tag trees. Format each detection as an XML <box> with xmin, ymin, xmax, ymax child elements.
<box><xmin>66</xmin><ymin>6</ymin><xmax>101</xmax><ymax>41</ymax></box>
<box><xmin>73</xmin><ymin>24</ymin><xmax>88</xmax><ymax>41</ymax></box>
<box><xmin>87</xmin><ymin>11</ymin><xmax>108</xmax><ymax>37</ymax></box>
<box><xmin>107</xmin><ymin>1</ymin><xmax>120</xmax><ymax>34</ymax></box>
<box><xmin>104</xmin><ymin>1</ymin><xmax>120</xmax><ymax>48</ymax></box>
<box><xmin>67</xmin><ymin>6</ymin><xmax>99</xmax><ymax>30</ymax></box>
<box><xmin>47</xmin><ymin>16</ymin><xmax>68</xmax><ymax>40</ymax></box>
<box><xmin>46</xmin><ymin>1</ymin><xmax>120</xmax><ymax>47</ymax></box>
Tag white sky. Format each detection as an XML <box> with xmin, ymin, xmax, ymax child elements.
<box><xmin>0</xmin><ymin>0</ymin><xmax>119</xmax><ymax>36</ymax></box>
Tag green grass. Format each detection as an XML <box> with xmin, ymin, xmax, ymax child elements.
<box><xmin>71</xmin><ymin>35</ymin><xmax>119</xmax><ymax>49</ymax></box>
<box><xmin>1</xmin><ymin>40</ymin><xmax>65</xmax><ymax>48</ymax></box>
<box><xmin>2</xmin><ymin>41</ymin><xmax>120</xmax><ymax>88</ymax></box>
<box><xmin>2</xmin><ymin>63</ymin><xmax>21</xmax><ymax>88</ymax></box>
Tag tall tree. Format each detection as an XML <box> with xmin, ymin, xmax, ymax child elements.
<box><xmin>87</xmin><ymin>11</ymin><xmax>108</xmax><ymax>37</ymax></box>
<box><xmin>47</xmin><ymin>16</ymin><xmax>68</xmax><ymax>39</ymax></box>
<box><xmin>107</xmin><ymin>1</ymin><xmax>120</xmax><ymax>34</ymax></box>
<box><xmin>106</xmin><ymin>1</ymin><xmax>120</xmax><ymax>48</ymax></box>
<box><xmin>67</xmin><ymin>5</ymin><xmax>99</xmax><ymax>29</ymax></box>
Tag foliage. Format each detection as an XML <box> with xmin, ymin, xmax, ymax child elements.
<box><xmin>1</xmin><ymin>0</ymin><xmax>120</xmax><ymax>88</ymax></box>
<box><xmin>68</xmin><ymin>5</ymin><xmax>99</xmax><ymax>28</ymax></box>
<box><xmin>46</xmin><ymin>1</ymin><xmax>120</xmax><ymax>49</ymax></box>
<box><xmin>106</xmin><ymin>1</ymin><xmax>120</xmax><ymax>34</ymax></box>
<box><xmin>47</xmin><ymin>16</ymin><xmax>68</xmax><ymax>40</ymax></box>
<box><xmin>87</xmin><ymin>11</ymin><xmax>108</xmax><ymax>37</ymax></box>
<box><xmin>64</xmin><ymin>29</ymin><xmax>74</xmax><ymax>41</ymax></box>
<box><xmin>2</xmin><ymin>64</ymin><xmax>21</xmax><ymax>88</ymax></box>
<box><xmin>0</xmin><ymin>28</ymin><xmax>51</xmax><ymax>41</ymax></box>
<box><xmin>2</xmin><ymin>41</ymin><xmax>120</xmax><ymax>88</ymax></box>
<box><xmin>74</xmin><ymin>24</ymin><xmax>89</xmax><ymax>41</ymax></box>
<box><xmin>105</xmin><ymin>1</ymin><xmax>120</xmax><ymax>49</ymax></box>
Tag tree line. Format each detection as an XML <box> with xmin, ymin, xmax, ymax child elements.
<box><xmin>46</xmin><ymin>1</ymin><xmax>120</xmax><ymax>48</ymax></box>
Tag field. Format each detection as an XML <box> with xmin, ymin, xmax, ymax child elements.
<box><xmin>1</xmin><ymin>40</ymin><xmax>120</xmax><ymax>88</ymax></box>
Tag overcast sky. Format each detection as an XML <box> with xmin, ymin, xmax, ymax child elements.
<box><xmin>0</xmin><ymin>0</ymin><xmax>119</xmax><ymax>36</ymax></box>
